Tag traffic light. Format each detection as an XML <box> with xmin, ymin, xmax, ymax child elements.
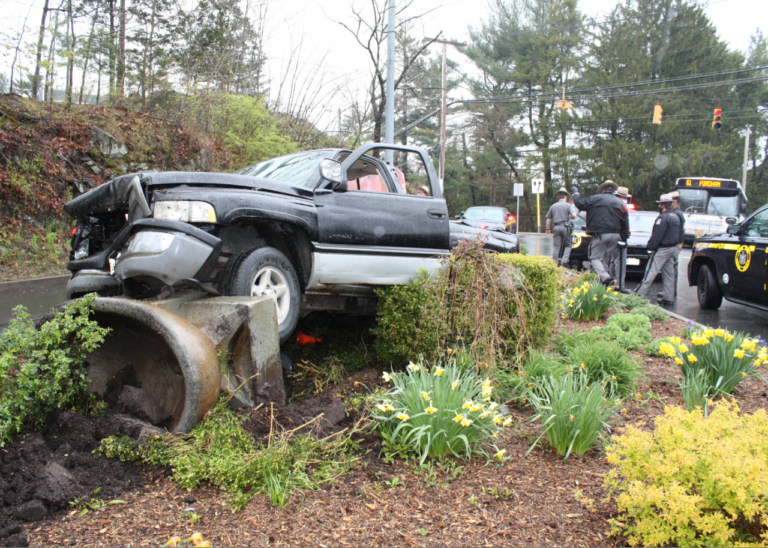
<box><xmin>712</xmin><ymin>108</ymin><xmax>722</xmax><ymax>130</ymax></box>
<box><xmin>653</xmin><ymin>104</ymin><xmax>663</xmax><ymax>124</ymax></box>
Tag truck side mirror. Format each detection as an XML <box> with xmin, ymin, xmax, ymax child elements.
<box><xmin>725</xmin><ymin>216</ymin><xmax>738</xmax><ymax>225</ymax></box>
<box><xmin>727</xmin><ymin>222</ymin><xmax>740</xmax><ymax>235</ymax></box>
<box><xmin>320</xmin><ymin>158</ymin><xmax>346</xmax><ymax>191</ymax></box>
<box><xmin>741</xmin><ymin>203</ymin><xmax>747</xmax><ymax>215</ymax></box>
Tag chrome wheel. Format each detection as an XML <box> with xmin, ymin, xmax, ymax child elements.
<box><xmin>251</xmin><ymin>266</ymin><xmax>290</xmax><ymax>324</ymax></box>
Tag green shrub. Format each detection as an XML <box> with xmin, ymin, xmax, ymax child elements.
<box><xmin>593</xmin><ymin>313</ymin><xmax>652</xmax><ymax>350</ymax></box>
<box><xmin>494</xmin><ymin>349</ymin><xmax>564</xmax><ymax>404</ymax></box>
<box><xmin>564</xmin><ymin>280</ymin><xmax>617</xmax><ymax>321</ymax></box>
<box><xmin>497</xmin><ymin>253</ymin><xmax>559</xmax><ymax>347</ymax></box>
<box><xmin>605</xmin><ymin>402</ymin><xmax>768</xmax><ymax>547</ymax></box>
<box><xmin>527</xmin><ymin>370</ymin><xmax>620</xmax><ymax>459</ymax></box>
<box><xmin>611</xmin><ymin>292</ymin><xmax>650</xmax><ymax>311</ymax></box>
<box><xmin>644</xmin><ymin>336</ymin><xmax>673</xmax><ymax>357</ymax></box>
<box><xmin>658</xmin><ymin>329</ymin><xmax>766</xmax><ymax>397</ymax></box>
<box><xmin>552</xmin><ymin>330</ymin><xmax>600</xmax><ymax>355</ymax></box>
<box><xmin>631</xmin><ymin>304</ymin><xmax>669</xmax><ymax>322</ymax></box>
<box><xmin>561</xmin><ymin>340</ymin><xmax>641</xmax><ymax>396</ymax></box>
<box><xmin>679</xmin><ymin>369</ymin><xmax>712</xmax><ymax>412</ymax></box>
<box><xmin>0</xmin><ymin>295</ymin><xmax>109</xmax><ymax>445</ymax></box>
<box><xmin>99</xmin><ymin>401</ymin><xmax>359</xmax><ymax>510</ymax></box>
<box><xmin>372</xmin><ymin>357</ymin><xmax>508</xmax><ymax>464</ymax></box>
<box><xmin>373</xmin><ymin>271</ymin><xmax>436</xmax><ymax>365</ymax></box>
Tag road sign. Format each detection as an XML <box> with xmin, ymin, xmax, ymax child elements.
<box><xmin>513</xmin><ymin>183</ymin><xmax>524</xmax><ymax>196</ymax></box>
<box><xmin>531</xmin><ymin>178</ymin><xmax>545</xmax><ymax>194</ymax></box>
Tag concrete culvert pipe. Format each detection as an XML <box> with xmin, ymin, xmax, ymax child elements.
<box><xmin>86</xmin><ymin>297</ymin><xmax>221</xmax><ymax>433</ymax></box>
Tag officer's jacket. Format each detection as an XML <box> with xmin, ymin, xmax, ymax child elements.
<box><xmin>673</xmin><ymin>208</ymin><xmax>685</xmax><ymax>245</ymax></box>
<box><xmin>647</xmin><ymin>209</ymin><xmax>681</xmax><ymax>251</ymax></box>
<box><xmin>572</xmin><ymin>192</ymin><xmax>630</xmax><ymax>240</ymax></box>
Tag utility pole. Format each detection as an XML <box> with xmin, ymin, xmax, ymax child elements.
<box><xmin>429</xmin><ymin>38</ymin><xmax>465</xmax><ymax>192</ymax></box>
<box><xmin>743</xmin><ymin>125</ymin><xmax>751</xmax><ymax>197</ymax></box>
<box><xmin>384</xmin><ymin>0</ymin><xmax>395</xmax><ymax>165</ymax></box>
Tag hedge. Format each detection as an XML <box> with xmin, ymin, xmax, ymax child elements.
<box><xmin>496</xmin><ymin>254</ymin><xmax>559</xmax><ymax>348</ymax></box>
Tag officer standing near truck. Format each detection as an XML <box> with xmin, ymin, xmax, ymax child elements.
<box><xmin>636</xmin><ymin>194</ymin><xmax>681</xmax><ymax>304</ymax></box>
<box><xmin>545</xmin><ymin>187</ymin><xmax>576</xmax><ymax>266</ymax></box>
<box><xmin>571</xmin><ymin>180</ymin><xmax>630</xmax><ymax>285</ymax></box>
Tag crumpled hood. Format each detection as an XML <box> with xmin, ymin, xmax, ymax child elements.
<box><xmin>449</xmin><ymin>221</ymin><xmax>519</xmax><ymax>252</ymax></box>
<box><xmin>63</xmin><ymin>171</ymin><xmax>313</xmax><ymax>218</ymax></box>
<box><xmin>457</xmin><ymin>219</ymin><xmax>508</xmax><ymax>231</ymax></box>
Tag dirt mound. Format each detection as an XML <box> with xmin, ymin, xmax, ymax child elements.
<box><xmin>242</xmin><ymin>395</ymin><xmax>348</xmax><ymax>441</ymax></box>
<box><xmin>0</xmin><ymin>412</ymin><xmax>152</xmax><ymax>547</ymax></box>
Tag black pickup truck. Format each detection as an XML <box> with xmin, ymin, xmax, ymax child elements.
<box><xmin>64</xmin><ymin>143</ymin><xmax>519</xmax><ymax>343</ymax></box>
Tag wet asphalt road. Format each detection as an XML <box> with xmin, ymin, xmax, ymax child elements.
<box><xmin>518</xmin><ymin>232</ymin><xmax>768</xmax><ymax>340</ymax></box>
<box><xmin>0</xmin><ymin>282</ymin><xmax>69</xmax><ymax>332</ymax></box>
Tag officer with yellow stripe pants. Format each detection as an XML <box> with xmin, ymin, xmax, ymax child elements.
<box><xmin>635</xmin><ymin>194</ymin><xmax>681</xmax><ymax>304</ymax></box>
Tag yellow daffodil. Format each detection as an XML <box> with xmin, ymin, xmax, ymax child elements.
<box><xmin>385</xmin><ymin>403</ymin><xmax>396</xmax><ymax>412</ymax></box>
<box><xmin>480</xmin><ymin>411</ymin><xmax>490</xmax><ymax>418</ymax></box>
<box><xmin>580</xmin><ymin>363</ymin><xmax>586</xmax><ymax>370</ymax></box>
<box><xmin>503</xmin><ymin>417</ymin><xmax>513</xmax><ymax>427</ymax></box>
<box><xmin>460</xmin><ymin>418</ymin><xmax>473</xmax><ymax>427</ymax></box>
<box><xmin>569</xmin><ymin>415</ymin><xmax>575</xmax><ymax>421</ymax></box>
<box><xmin>421</xmin><ymin>391</ymin><xmax>431</xmax><ymax>400</ymax></box>
<box><xmin>446</xmin><ymin>348</ymin><xmax>454</xmax><ymax>355</ymax></box>
<box><xmin>462</xmin><ymin>400</ymin><xmax>473</xmax><ymax>410</ymax></box>
<box><xmin>675</xmin><ymin>357</ymin><xmax>683</xmax><ymax>365</ymax></box>
<box><xmin>376</xmin><ymin>403</ymin><xmax>387</xmax><ymax>413</ymax></box>
<box><xmin>687</xmin><ymin>353</ymin><xmax>697</xmax><ymax>363</ymax></box>
<box><xmin>165</xmin><ymin>538</ymin><xmax>183</xmax><ymax>547</ymax></box>
<box><xmin>634</xmin><ymin>393</ymin><xmax>642</xmax><ymax>399</ymax></box>
<box><xmin>187</xmin><ymin>534</ymin><xmax>204</xmax><ymax>546</ymax></box>
<box><xmin>621</xmin><ymin>408</ymin><xmax>628</xmax><ymax>414</ymax></box>
<box><xmin>452</xmin><ymin>380</ymin><xmax>459</xmax><ymax>390</ymax></box>
<box><xmin>715</xmin><ymin>329</ymin><xmax>725</xmax><ymax>337</ymax></box>
<box><xmin>704</xmin><ymin>329</ymin><xmax>714</xmax><ymax>338</ymax></box>
<box><xmin>453</xmin><ymin>413</ymin><xmax>465</xmax><ymax>423</ymax></box>
<box><xmin>592</xmin><ymin>297</ymin><xmax>598</xmax><ymax>301</ymax></box>
<box><xmin>742</xmin><ymin>372</ymin><xmax>748</xmax><ymax>378</ymax></box>
<box><xmin>493</xmin><ymin>414</ymin><xmax>503</xmax><ymax>425</ymax></box>
<box><xmin>734</xmin><ymin>349</ymin><xmax>745</xmax><ymax>359</ymax></box>
<box><xmin>396</xmin><ymin>412</ymin><xmax>410</xmax><ymax>421</ymax></box>
<box><xmin>494</xmin><ymin>449</ymin><xmax>506</xmax><ymax>460</ymax></box>
<box><xmin>564</xmin><ymin>366</ymin><xmax>571</xmax><ymax>371</ymax></box>
<box><xmin>406</xmin><ymin>362</ymin><xmax>421</xmax><ymax>372</ymax></box>
<box><xmin>382</xmin><ymin>371</ymin><xmax>391</xmax><ymax>382</ymax></box>
<box><xmin>670</xmin><ymin>337</ymin><xmax>681</xmax><ymax>344</ymax></box>
<box><xmin>727</xmin><ymin>334</ymin><xmax>734</xmax><ymax>342</ymax></box>
<box><xmin>492</xmin><ymin>431</ymin><xmax>499</xmax><ymax>438</ymax></box>
<box><xmin>426</xmin><ymin>402</ymin><xmax>438</xmax><ymax>414</ymax></box>
<box><xmin>488</xmin><ymin>402</ymin><xmax>499</xmax><ymax>410</ymax></box>
<box><xmin>611</xmin><ymin>376</ymin><xmax>617</xmax><ymax>381</ymax></box>
<box><xmin>569</xmin><ymin>299</ymin><xmax>575</xmax><ymax>305</ymax></box>
<box><xmin>470</xmin><ymin>404</ymin><xmax>482</xmax><ymax>412</ymax></box>
<box><xmin>433</xmin><ymin>366</ymin><xmax>444</xmax><ymax>377</ymax></box>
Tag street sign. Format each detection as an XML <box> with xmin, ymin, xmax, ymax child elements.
<box><xmin>513</xmin><ymin>183</ymin><xmax>524</xmax><ymax>196</ymax></box>
<box><xmin>531</xmin><ymin>178</ymin><xmax>545</xmax><ymax>194</ymax></box>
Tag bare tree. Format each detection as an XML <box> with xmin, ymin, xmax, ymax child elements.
<box><xmin>335</xmin><ymin>0</ymin><xmax>439</xmax><ymax>143</ymax></box>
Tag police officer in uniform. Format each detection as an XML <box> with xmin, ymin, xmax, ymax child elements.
<box><xmin>656</xmin><ymin>191</ymin><xmax>685</xmax><ymax>302</ymax></box>
<box><xmin>546</xmin><ymin>187</ymin><xmax>576</xmax><ymax>266</ymax></box>
<box><xmin>636</xmin><ymin>194</ymin><xmax>681</xmax><ymax>304</ymax></box>
<box><xmin>571</xmin><ymin>180</ymin><xmax>630</xmax><ymax>285</ymax></box>
<box><xmin>608</xmin><ymin>186</ymin><xmax>633</xmax><ymax>288</ymax></box>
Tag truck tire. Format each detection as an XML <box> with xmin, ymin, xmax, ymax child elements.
<box><xmin>697</xmin><ymin>264</ymin><xmax>723</xmax><ymax>310</ymax></box>
<box><xmin>221</xmin><ymin>247</ymin><xmax>301</xmax><ymax>345</ymax></box>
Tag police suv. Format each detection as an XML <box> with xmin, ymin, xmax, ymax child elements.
<box><xmin>688</xmin><ymin>204</ymin><xmax>768</xmax><ymax>311</ymax></box>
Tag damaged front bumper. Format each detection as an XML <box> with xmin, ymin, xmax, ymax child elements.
<box><xmin>67</xmin><ymin>219</ymin><xmax>221</xmax><ymax>298</ymax></box>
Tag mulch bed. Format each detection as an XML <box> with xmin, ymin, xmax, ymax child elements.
<box><xmin>13</xmin><ymin>314</ymin><xmax>768</xmax><ymax>547</ymax></box>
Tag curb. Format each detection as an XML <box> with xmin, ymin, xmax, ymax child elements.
<box><xmin>654</xmin><ymin>304</ymin><xmax>704</xmax><ymax>329</ymax></box>
<box><xmin>0</xmin><ymin>274</ymin><xmax>70</xmax><ymax>294</ymax></box>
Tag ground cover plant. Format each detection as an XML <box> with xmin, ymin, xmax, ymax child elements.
<box><xmin>99</xmin><ymin>400</ymin><xmax>361</xmax><ymax>510</ymax></box>
<box><xmin>630</xmin><ymin>304</ymin><xmax>669</xmax><ymax>322</ymax></box>
<box><xmin>561</xmin><ymin>340</ymin><xmax>642</xmax><ymax>397</ymax></box>
<box><xmin>372</xmin><ymin>356</ymin><xmax>510</xmax><ymax>464</ymax></box>
<box><xmin>593</xmin><ymin>312</ymin><xmax>652</xmax><ymax>350</ymax></box>
<box><xmin>605</xmin><ymin>401</ymin><xmax>768</xmax><ymax>547</ymax></box>
<box><xmin>494</xmin><ymin>349</ymin><xmax>564</xmax><ymax>404</ymax></box>
<box><xmin>0</xmin><ymin>294</ymin><xmax>109</xmax><ymax>444</ymax></box>
<box><xmin>611</xmin><ymin>292</ymin><xmax>650</xmax><ymax>311</ymax></box>
<box><xmin>564</xmin><ymin>279</ymin><xmax>616</xmax><ymax>321</ymax></box>
<box><xmin>658</xmin><ymin>328</ymin><xmax>767</xmax><ymax>399</ymax></box>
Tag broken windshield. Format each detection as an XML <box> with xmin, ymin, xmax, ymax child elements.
<box><xmin>238</xmin><ymin>151</ymin><xmax>327</xmax><ymax>188</ymax></box>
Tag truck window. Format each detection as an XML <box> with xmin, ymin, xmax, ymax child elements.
<box><xmin>677</xmin><ymin>189</ymin><xmax>707</xmax><ymax>214</ymax></box>
<box><xmin>744</xmin><ymin>209</ymin><xmax>768</xmax><ymax>238</ymax></box>
<box><xmin>238</xmin><ymin>151</ymin><xmax>326</xmax><ymax>188</ymax></box>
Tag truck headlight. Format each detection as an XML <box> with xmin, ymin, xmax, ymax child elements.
<box><xmin>154</xmin><ymin>201</ymin><xmax>217</xmax><ymax>223</ymax></box>
<box><xmin>127</xmin><ymin>231</ymin><xmax>175</xmax><ymax>254</ymax></box>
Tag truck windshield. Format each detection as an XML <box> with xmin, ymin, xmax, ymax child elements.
<box><xmin>707</xmin><ymin>194</ymin><xmax>739</xmax><ymax>216</ymax></box>
<box><xmin>677</xmin><ymin>189</ymin><xmax>707</xmax><ymax>214</ymax></box>
<box><xmin>238</xmin><ymin>151</ymin><xmax>326</xmax><ymax>187</ymax></box>
<box><xmin>463</xmin><ymin>208</ymin><xmax>505</xmax><ymax>221</ymax></box>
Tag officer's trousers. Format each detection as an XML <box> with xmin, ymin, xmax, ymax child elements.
<box><xmin>552</xmin><ymin>225</ymin><xmax>571</xmax><ymax>266</ymax></box>
<box><xmin>636</xmin><ymin>246</ymin><xmax>677</xmax><ymax>301</ymax></box>
<box><xmin>588</xmin><ymin>233</ymin><xmax>620</xmax><ymax>283</ymax></box>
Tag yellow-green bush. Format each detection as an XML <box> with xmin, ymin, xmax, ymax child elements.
<box><xmin>497</xmin><ymin>254</ymin><xmax>559</xmax><ymax>347</ymax></box>
<box><xmin>605</xmin><ymin>401</ymin><xmax>768</xmax><ymax>547</ymax></box>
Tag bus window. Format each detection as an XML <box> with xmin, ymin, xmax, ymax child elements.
<box><xmin>678</xmin><ymin>189</ymin><xmax>707</xmax><ymax>214</ymax></box>
<box><xmin>707</xmin><ymin>194</ymin><xmax>739</xmax><ymax>216</ymax></box>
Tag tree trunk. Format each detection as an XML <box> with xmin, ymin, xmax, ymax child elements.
<box><xmin>141</xmin><ymin>3</ymin><xmax>156</xmax><ymax>109</ymax></box>
<box><xmin>117</xmin><ymin>0</ymin><xmax>126</xmax><ymax>98</ymax></box>
<box><xmin>45</xmin><ymin>9</ymin><xmax>59</xmax><ymax>102</ymax></box>
<box><xmin>79</xmin><ymin>7</ymin><xmax>99</xmax><ymax>104</ymax></box>
<box><xmin>32</xmin><ymin>0</ymin><xmax>50</xmax><ymax>99</ymax></box>
<box><xmin>109</xmin><ymin>0</ymin><xmax>115</xmax><ymax>98</ymax></box>
<box><xmin>65</xmin><ymin>0</ymin><xmax>75</xmax><ymax>105</ymax></box>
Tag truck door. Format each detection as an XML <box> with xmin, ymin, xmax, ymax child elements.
<box><xmin>310</xmin><ymin>144</ymin><xmax>449</xmax><ymax>288</ymax></box>
<box><xmin>735</xmin><ymin>209</ymin><xmax>768</xmax><ymax>304</ymax></box>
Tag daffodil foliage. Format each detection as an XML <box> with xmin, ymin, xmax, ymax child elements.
<box><xmin>563</xmin><ymin>280</ymin><xmax>616</xmax><ymax>321</ymax></box>
<box><xmin>658</xmin><ymin>328</ymin><xmax>767</xmax><ymax>400</ymax></box>
<box><xmin>526</xmin><ymin>370</ymin><xmax>620</xmax><ymax>459</ymax></box>
<box><xmin>373</xmin><ymin>357</ymin><xmax>510</xmax><ymax>464</ymax></box>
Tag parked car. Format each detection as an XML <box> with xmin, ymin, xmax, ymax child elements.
<box><xmin>455</xmin><ymin>206</ymin><xmax>516</xmax><ymax>233</ymax></box>
<box><xmin>688</xmin><ymin>204</ymin><xmax>768</xmax><ymax>311</ymax></box>
<box><xmin>568</xmin><ymin>210</ymin><xmax>658</xmax><ymax>277</ymax></box>
<box><xmin>64</xmin><ymin>143</ymin><xmax>519</xmax><ymax>344</ymax></box>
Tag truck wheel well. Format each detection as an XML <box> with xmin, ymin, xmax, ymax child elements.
<box><xmin>218</xmin><ymin>221</ymin><xmax>312</xmax><ymax>290</ymax></box>
<box><xmin>689</xmin><ymin>256</ymin><xmax>717</xmax><ymax>287</ymax></box>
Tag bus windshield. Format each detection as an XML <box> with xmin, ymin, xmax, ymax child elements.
<box><xmin>707</xmin><ymin>194</ymin><xmax>739</xmax><ymax>216</ymax></box>
<box><xmin>677</xmin><ymin>189</ymin><xmax>707</xmax><ymax>214</ymax></box>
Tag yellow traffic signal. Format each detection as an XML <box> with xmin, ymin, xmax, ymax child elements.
<box><xmin>712</xmin><ymin>108</ymin><xmax>722</xmax><ymax>130</ymax></box>
<box><xmin>653</xmin><ymin>104</ymin><xmax>663</xmax><ymax>124</ymax></box>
